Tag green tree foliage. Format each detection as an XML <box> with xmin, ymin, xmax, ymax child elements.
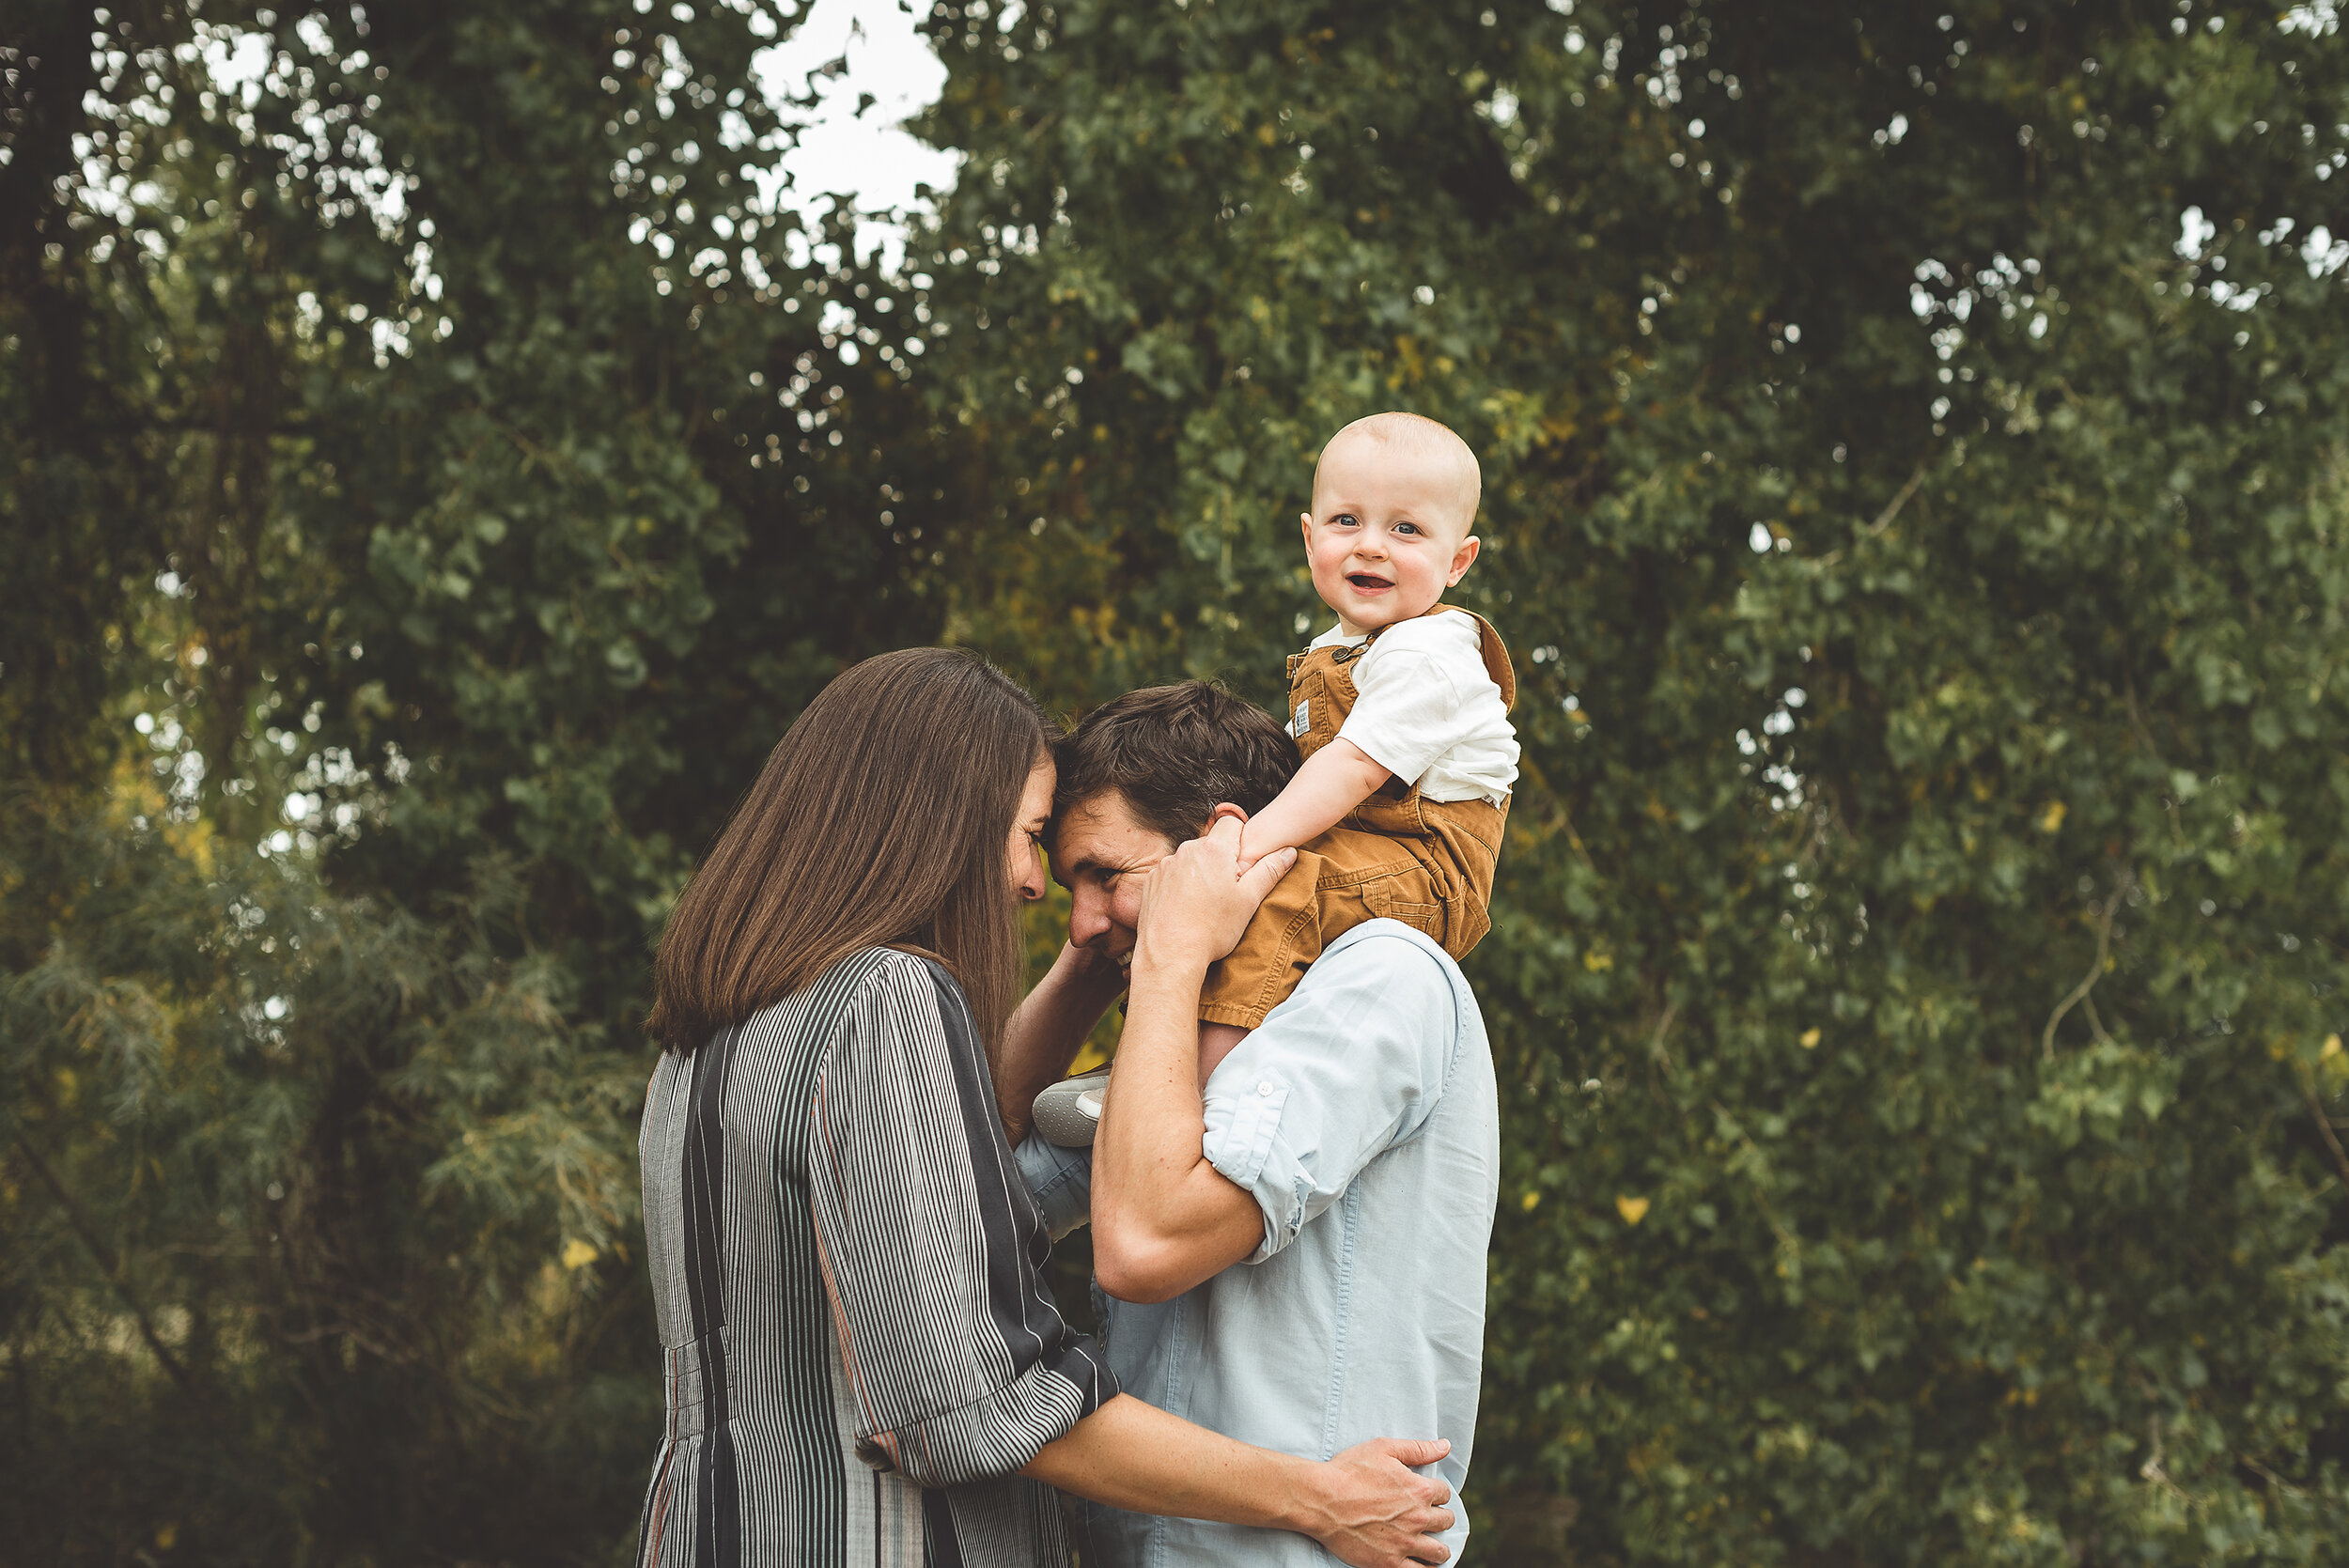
<box><xmin>923</xmin><ymin>0</ymin><xmax>2349</xmax><ymax>1561</ymax></box>
<box><xmin>4</xmin><ymin>0</ymin><xmax>2347</xmax><ymax>1563</ymax></box>
<box><xmin>4</xmin><ymin>0</ymin><xmax>945</xmax><ymax>1558</ymax></box>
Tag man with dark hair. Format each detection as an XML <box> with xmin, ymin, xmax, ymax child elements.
<box><xmin>1003</xmin><ymin>680</ymin><xmax>1501</xmax><ymax>1568</ymax></box>
<box><xmin>1046</xmin><ymin>679</ymin><xmax>1304</xmax><ymax>846</ymax></box>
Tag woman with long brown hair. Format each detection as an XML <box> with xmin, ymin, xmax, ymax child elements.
<box><xmin>633</xmin><ymin>646</ymin><xmax>1455</xmax><ymax>1568</ymax></box>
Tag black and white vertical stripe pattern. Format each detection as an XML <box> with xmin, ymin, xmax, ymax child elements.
<box><xmin>637</xmin><ymin>948</ymin><xmax>1114</xmax><ymax>1568</ymax></box>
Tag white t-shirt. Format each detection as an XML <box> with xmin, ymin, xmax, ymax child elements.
<box><xmin>1304</xmin><ymin>609</ymin><xmax>1519</xmax><ymax>804</ymax></box>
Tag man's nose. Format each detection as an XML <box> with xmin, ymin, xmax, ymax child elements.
<box><xmin>1068</xmin><ymin>889</ymin><xmax>1109</xmax><ymax>945</ymax></box>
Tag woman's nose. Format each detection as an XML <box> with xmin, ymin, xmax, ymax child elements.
<box><xmin>1018</xmin><ymin>846</ymin><xmax>1048</xmax><ymax>902</ymax></box>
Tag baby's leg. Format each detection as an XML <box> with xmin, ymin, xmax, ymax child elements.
<box><xmin>1198</xmin><ymin>1021</ymin><xmax>1251</xmax><ymax>1089</ymax></box>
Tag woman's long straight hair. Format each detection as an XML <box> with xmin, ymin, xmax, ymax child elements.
<box><xmin>647</xmin><ymin>646</ymin><xmax>1049</xmax><ymax>1056</ymax></box>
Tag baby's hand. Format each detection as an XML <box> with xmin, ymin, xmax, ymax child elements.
<box><xmin>1209</xmin><ymin>802</ymin><xmax>1272</xmax><ymax>873</ymax></box>
<box><xmin>1235</xmin><ymin>818</ymin><xmax>1268</xmax><ymax>874</ymax></box>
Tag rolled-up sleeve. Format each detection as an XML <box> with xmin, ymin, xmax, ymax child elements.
<box><xmin>1201</xmin><ymin>930</ymin><xmax>1459</xmax><ymax>1264</ymax></box>
<box><xmin>807</xmin><ymin>956</ymin><xmax>1115</xmax><ymax>1486</ymax></box>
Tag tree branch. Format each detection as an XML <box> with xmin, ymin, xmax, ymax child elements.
<box><xmin>2043</xmin><ymin>881</ymin><xmax>2126</xmax><ymax>1062</ymax></box>
<box><xmin>2297</xmin><ymin>1070</ymin><xmax>2349</xmax><ymax>1195</ymax></box>
<box><xmin>1863</xmin><ymin>460</ymin><xmax>1930</xmax><ymax>537</ymax></box>
<box><xmin>9</xmin><ymin>1134</ymin><xmax>197</xmax><ymax>1397</ymax></box>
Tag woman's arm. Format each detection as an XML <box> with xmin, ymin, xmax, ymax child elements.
<box><xmin>809</xmin><ymin>957</ymin><xmax>1120</xmax><ymax>1485</ymax></box>
<box><xmin>1023</xmin><ymin>1393</ymin><xmax>1456</xmax><ymax>1568</ymax></box>
<box><xmin>996</xmin><ymin>940</ymin><xmax>1126</xmax><ymax>1143</ymax></box>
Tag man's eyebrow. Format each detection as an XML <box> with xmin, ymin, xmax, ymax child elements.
<box><xmin>1057</xmin><ymin>854</ymin><xmax>1142</xmax><ymax>878</ymax></box>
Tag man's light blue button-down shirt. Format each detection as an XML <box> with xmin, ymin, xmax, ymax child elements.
<box><xmin>1018</xmin><ymin>921</ymin><xmax>1501</xmax><ymax>1566</ymax></box>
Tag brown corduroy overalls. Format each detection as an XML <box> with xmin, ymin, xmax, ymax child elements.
<box><xmin>1197</xmin><ymin>606</ymin><xmax>1517</xmax><ymax>1030</ymax></box>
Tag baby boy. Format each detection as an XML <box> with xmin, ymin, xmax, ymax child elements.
<box><xmin>1034</xmin><ymin>411</ymin><xmax>1518</xmax><ymax>1145</ymax></box>
<box><xmin>1192</xmin><ymin>411</ymin><xmax>1520</xmax><ymax>1077</ymax></box>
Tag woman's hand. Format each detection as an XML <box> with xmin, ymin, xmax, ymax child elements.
<box><xmin>1295</xmin><ymin>1437</ymin><xmax>1458</xmax><ymax>1567</ymax></box>
<box><xmin>1052</xmin><ymin>937</ymin><xmax>1131</xmax><ymax>1001</ymax></box>
<box><xmin>1131</xmin><ymin>814</ymin><xmax>1298</xmax><ymax>979</ymax></box>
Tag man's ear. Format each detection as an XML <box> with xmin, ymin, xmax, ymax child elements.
<box><xmin>1446</xmin><ymin>534</ymin><xmax>1482</xmax><ymax>586</ymax></box>
<box><xmin>1206</xmin><ymin>801</ymin><xmax>1251</xmax><ymax>829</ymax></box>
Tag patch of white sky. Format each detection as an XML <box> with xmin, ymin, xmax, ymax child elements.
<box><xmin>115</xmin><ymin>1</ymin><xmax>956</xmax><ymax>846</ymax></box>
<box><xmin>749</xmin><ymin>0</ymin><xmax>958</xmax><ymax>273</ymax></box>
<box><xmin>152</xmin><ymin>0</ymin><xmax>953</xmax><ymax>284</ymax></box>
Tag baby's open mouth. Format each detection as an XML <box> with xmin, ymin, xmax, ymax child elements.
<box><xmin>1346</xmin><ymin>573</ymin><xmax>1393</xmax><ymax>592</ymax></box>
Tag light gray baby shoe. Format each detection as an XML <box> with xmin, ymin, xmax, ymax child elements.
<box><xmin>1033</xmin><ymin>1067</ymin><xmax>1111</xmax><ymax>1148</ymax></box>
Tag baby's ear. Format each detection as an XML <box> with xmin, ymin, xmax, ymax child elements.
<box><xmin>1447</xmin><ymin>534</ymin><xmax>1483</xmax><ymax>585</ymax></box>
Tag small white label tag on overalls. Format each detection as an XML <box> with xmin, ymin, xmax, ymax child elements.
<box><xmin>1292</xmin><ymin>698</ymin><xmax>1311</xmax><ymax>737</ymax></box>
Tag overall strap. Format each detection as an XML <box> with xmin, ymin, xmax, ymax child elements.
<box><xmin>1441</xmin><ymin>606</ymin><xmax>1517</xmax><ymax>712</ymax></box>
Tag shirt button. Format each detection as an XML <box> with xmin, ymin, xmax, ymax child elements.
<box><xmin>1257</xmin><ymin>1080</ymin><xmax>1275</xmax><ymax>1097</ymax></box>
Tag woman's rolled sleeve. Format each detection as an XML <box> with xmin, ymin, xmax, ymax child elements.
<box><xmin>807</xmin><ymin>955</ymin><xmax>1115</xmax><ymax>1487</ymax></box>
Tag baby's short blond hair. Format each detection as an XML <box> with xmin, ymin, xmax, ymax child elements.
<box><xmin>1313</xmin><ymin>411</ymin><xmax>1482</xmax><ymax>537</ymax></box>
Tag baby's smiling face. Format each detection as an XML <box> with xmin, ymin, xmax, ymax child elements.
<box><xmin>1301</xmin><ymin>428</ymin><xmax>1482</xmax><ymax>637</ymax></box>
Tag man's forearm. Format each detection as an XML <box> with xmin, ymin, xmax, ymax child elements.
<box><xmin>997</xmin><ymin>945</ymin><xmax>1124</xmax><ymax>1143</ymax></box>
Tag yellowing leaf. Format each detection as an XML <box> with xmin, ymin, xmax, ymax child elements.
<box><xmin>1616</xmin><ymin>1195</ymin><xmax>1651</xmax><ymax>1225</ymax></box>
<box><xmin>1521</xmin><ymin>1190</ymin><xmax>1541</xmax><ymax>1211</ymax></box>
<box><xmin>2038</xmin><ymin>800</ymin><xmax>2067</xmax><ymax>832</ymax></box>
<box><xmin>561</xmin><ymin>1238</ymin><xmax>599</xmax><ymax>1271</ymax></box>
<box><xmin>2324</xmin><ymin>1034</ymin><xmax>2342</xmax><ymax>1061</ymax></box>
<box><xmin>1583</xmin><ymin>948</ymin><xmax>1614</xmax><ymax>971</ymax></box>
<box><xmin>1799</xmin><ymin>1028</ymin><xmax>1822</xmax><ymax>1049</ymax></box>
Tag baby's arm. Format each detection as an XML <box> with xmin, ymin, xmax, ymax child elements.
<box><xmin>1237</xmin><ymin>739</ymin><xmax>1392</xmax><ymax>865</ymax></box>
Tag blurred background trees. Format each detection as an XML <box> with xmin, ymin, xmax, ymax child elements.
<box><xmin>5</xmin><ymin>0</ymin><xmax>2346</xmax><ymax>1563</ymax></box>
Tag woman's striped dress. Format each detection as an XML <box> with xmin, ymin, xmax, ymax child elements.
<box><xmin>635</xmin><ymin>947</ymin><xmax>1115</xmax><ymax>1567</ymax></box>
